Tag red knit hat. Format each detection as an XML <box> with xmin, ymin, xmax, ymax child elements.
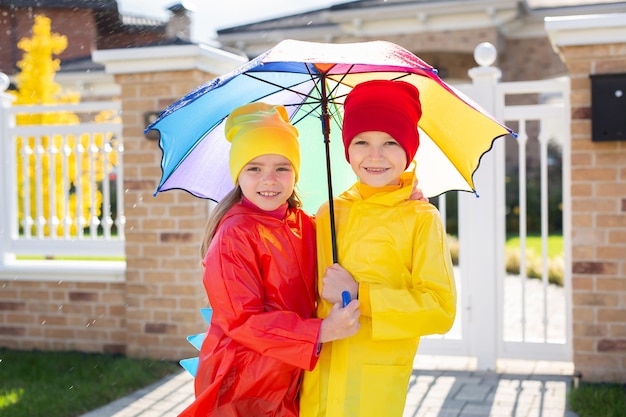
<box><xmin>342</xmin><ymin>80</ymin><xmax>422</xmax><ymax>168</ymax></box>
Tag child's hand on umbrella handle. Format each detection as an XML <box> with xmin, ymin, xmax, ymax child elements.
<box><xmin>319</xmin><ymin>299</ymin><xmax>361</xmax><ymax>343</ymax></box>
<box><xmin>321</xmin><ymin>264</ymin><xmax>358</xmax><ymax>304</ymax></box>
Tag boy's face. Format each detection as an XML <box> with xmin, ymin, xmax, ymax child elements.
<box><xmin>238</xmin><ymin>154</ymin><xmax>296</xmax><ymax>211</ymax></box>
<box><xmin>347</xmin><ymin>131</ymin><xmax>407</xmax><ymax>187</ymax></box>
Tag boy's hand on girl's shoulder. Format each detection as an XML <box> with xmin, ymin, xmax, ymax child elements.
<box><xmin>319</xmin><ymin>300</ymin><xmax>361</xmax><ymax>343</ymax></box>
<box><xmin>409</xmin><ymin>178</ymin><xmax>429</xmax><ymax>202</ymax></box>
<box><xmin>321</xmin><ymin>264</ymin><xmax>358</xmax><ymax>304</ymax></box>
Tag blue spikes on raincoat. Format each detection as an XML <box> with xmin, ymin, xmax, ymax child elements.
<box><xmin>179</xmin><ymin>308</ymin><xmax>213</xmax><ymax>377</ymax></box>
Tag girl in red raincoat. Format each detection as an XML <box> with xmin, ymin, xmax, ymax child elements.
<box><xmin>179</xmin><ymin>102</ymin><xmax>361</xmax><ymax>417</ymax></box>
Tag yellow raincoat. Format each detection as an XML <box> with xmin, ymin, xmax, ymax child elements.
<box><xmin>300</xmin><ymin>172</ymin><xmax>457</xmax><ymax>417</ymax></box>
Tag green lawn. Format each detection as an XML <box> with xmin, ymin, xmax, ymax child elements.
<box><xmin>506</xmin><ymin>234</ymin><xmax>563</xmax><ymax>258</ymax></box>
<box><xmin>0</xmin><ymin>349</ymin><xmax>180</xmax><ymax>417</ymax></box>
<box><xmin>569</xmin><ymin>382</ymin><xmax>626</xmax><ymax>417</ymax></box>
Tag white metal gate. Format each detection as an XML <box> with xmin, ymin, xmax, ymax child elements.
<box><xmin>417</xmin><ymin>52</ymin><xmax>571</xmax><ymax>369</ymax></box>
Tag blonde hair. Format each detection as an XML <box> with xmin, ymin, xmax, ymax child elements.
<box><xmin>200</xmin><ymin>185</ymin><xmax>303</xmax><ymax>261</ymax></box>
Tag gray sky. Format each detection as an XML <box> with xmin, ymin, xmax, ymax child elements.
<box><xmin>117</xmin><ymin>0</ymin><xmax>342</xmax><ymax>42</ymax></box>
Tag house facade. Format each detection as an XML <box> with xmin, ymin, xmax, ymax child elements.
<box><xmin>0</xmin><ymin>0</ymin><xmax>191</xmax><ymax>98</ymax></box>
<box><xmin>0</xmin><ymin>0</ymin><xmax>624</xmax><ymax>384</ymax></box>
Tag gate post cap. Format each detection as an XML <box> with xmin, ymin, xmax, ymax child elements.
<box><xmin>474</xmin><ymin>42</ymin><xmax>497</xmax><ymax>67</ymax></box>
<box><xmin>0</xmin><ymin>73</ymin><xmax>9</xmax><ymax>91</ymax></box>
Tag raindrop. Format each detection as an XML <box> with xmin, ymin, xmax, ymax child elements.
<box><xmin>41</xmin><ymin>320</ymin><xmax>46</xmax><ymax>325</ymax></box>
<box><xmin>69</xmin><ymin>386</ymin><xmax>74</xmax><ymax>390</ymax></box>
<box><xmin>57</xmin><ymin>280</ymin><xmax>63</xmax><ymax>285</ymax></box>
<box><xmin>58</xmin><ymin>304</ymin><xmax>63</xmax><ymax>311</ymax></box>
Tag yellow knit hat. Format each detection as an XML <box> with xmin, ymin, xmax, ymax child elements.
<box><xmin>225</xmin><ymin>102</ymin><xmax>300</xmax><ymax>184</ymax></box>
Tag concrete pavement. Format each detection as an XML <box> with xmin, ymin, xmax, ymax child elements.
<box><xmin>79</xmin><ymin>354</ymin><xmax>577</xmax><ymax>417</ymax></box>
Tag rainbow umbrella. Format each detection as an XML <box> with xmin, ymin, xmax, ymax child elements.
<box><xmin>146</xmin><ymin>39</ymin><xmax>513</xmax><ymax>261</ymax></box>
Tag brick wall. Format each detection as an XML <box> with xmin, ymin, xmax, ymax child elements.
<box><xmin>366</xmin><ymin>27</ymin><xmax>567</xmax><ymax>84</ymax></box>
<box><xmin>0</xmin><ymin>280</ymin><xmax>126</xmax><ymax>354</ymax></box>
<box><xmin>0</xmin><ymin>6</ymin><xmax>169</xmax><ymax>76</ymax></box>
<box><xmin>0</xmin><ymin>67</ymin><xmax>218</xmax><ymax>361</ymax></box>
<box><xmin>114</xmin><ymin>69</ymin><xmax>215</xmax><ymax>360</ymax></box>
<box><xmin>558</xmin><ymin>42</ymin><xmax>626</xmax><ymax>382</ymax></box>
<box><xmin>501</xmin><ymin>37</ymin><xmax>568</xmax><ymax>82</ymax></box>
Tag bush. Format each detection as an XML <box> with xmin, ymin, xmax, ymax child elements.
<box><xmin>448</xmin><ymin>235</ymin><xmax>564</xmax><ymax>287</ymax></box>
<box><xmin>505</xmin><ymin>247</ymin><xmax>563</xmax><ymax>286</ymax></box>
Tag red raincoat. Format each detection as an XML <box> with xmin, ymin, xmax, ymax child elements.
<box><xmin>179</xmin><ymin>201</ymin><xmax>322</xmax><ymax>417</ymax></box>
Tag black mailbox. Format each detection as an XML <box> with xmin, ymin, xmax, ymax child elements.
<box><xmin>590</xmin><ymin>73</ymin><xmax>626</xmax><ymax>142</ymax></box>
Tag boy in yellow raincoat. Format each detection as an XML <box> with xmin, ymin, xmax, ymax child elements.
<box><xmin>300</xmin><ymin>80</ymin><xmax>457</xmax><ymax>417</ymax></box>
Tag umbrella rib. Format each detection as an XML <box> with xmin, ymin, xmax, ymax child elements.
<box><xmin>243</xmin><ymin>71</ymin><xmax>320</xmax><ymax>102</ymax></box>
<box><xmin>291</xmin><ymin>104</ymin><xmax>323</xmax><ymax>125</ymax></box>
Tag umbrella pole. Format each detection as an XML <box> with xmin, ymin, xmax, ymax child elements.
<box><xmin>320</xmin><ymin>76</ymin><xmax>338</xmax><ymax>264</ymax></box>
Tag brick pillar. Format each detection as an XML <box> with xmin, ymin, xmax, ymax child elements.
<box><xmin>93</xmin><ymin>45</ymin><xmax>247</xmax><ymax>361</ymax></box>
<box><xmin>547</xmin><ymin>15</ymin><xmax>626</xmax><ymax>383</ymax></box>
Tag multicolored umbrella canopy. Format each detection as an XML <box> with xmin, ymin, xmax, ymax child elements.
<box><xmin>146</xmin><ymin>39</ymin><xmax>514</xmax><ymax>259</ymax></box>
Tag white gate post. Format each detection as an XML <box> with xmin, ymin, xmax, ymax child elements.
<box><xmin>459</xmin><ymin>43</ymin><xmax>506</xmax><ymax>371</ymax></box>
<box><xmin>0</xmin><ymin>73</ymin><xmax>16</xmax><ymax>267</ymax></box>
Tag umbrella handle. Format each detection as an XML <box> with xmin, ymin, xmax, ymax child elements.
<box><xmin>341</xmin><ymin>291</ymin><xmax>351</xmax><ymax>308</ymax></box>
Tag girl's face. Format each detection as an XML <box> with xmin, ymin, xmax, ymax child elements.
<box><xmin>347</xmin><ymin>131</ymin><xmax>407</xmax><ymax>187</ymax></box>
<box><xmin>238</xmin><ymin>154</ymin><xmax>296</xmax><ymax>211</ymax></box>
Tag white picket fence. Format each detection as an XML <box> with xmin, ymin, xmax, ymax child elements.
<box><xmin>0</xmin><ymin>94</ymin><xmax>124</xmax><ymax>265</ymax></box>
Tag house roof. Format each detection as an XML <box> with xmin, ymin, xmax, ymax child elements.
<box><xmin>216</xmin><ymin>0</ymin><xmax>626</xmax><ymax>35</ymax></box>
<box><xmin>526</xmin><ymin>0</ymin><xmax>625</xmax><ymax>7</ymax></box>
<box><xmin>215</xmin><ymin>0</ymin><xmax>626</xmax><ymax>57</ymax></box>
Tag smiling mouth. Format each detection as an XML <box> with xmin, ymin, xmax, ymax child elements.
<box><xmin>364</xmin><ymin>167</ymin><xmax>388</xmax><ymax>173</ymax></box>
<box><xmin>259</xmin><ymin>191</ymin><xmax>280</xmax><ymax>197</ymax></box>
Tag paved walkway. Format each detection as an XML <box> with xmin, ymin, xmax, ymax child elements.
<box><xmin>79</xmin><ymin>354</ymin><xmax>578</xmax><ymax>417</ymax></box>
<box><xmin>80</xmin><ymin>271</ymin><xmax>578</xmax><ymax>417</ymax></box>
